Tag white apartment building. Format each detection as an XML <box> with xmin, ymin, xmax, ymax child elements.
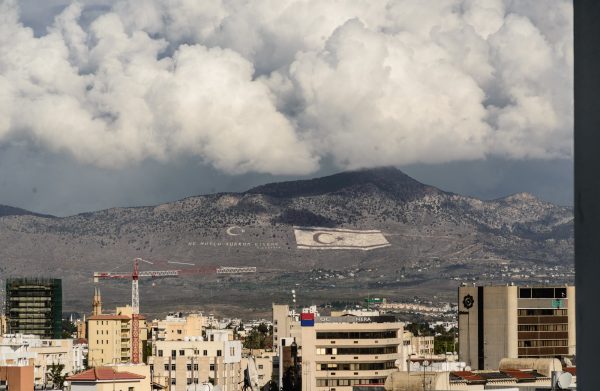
<box><xmin>150</xmin><ymin>336</ymin><xmax>242</xmax><ymax>391</ymax></box>
<box><xmin>0</xmin><ymin>334</ymin><xmax>87</xmax><ymax>387</ymax></box>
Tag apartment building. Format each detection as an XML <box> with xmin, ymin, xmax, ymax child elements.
<box><xmin>458</xmin><ymin>284</ymin><xmax>576</xmax><ymax>370</ymax></box>
<box><xmin>0</xmin><ymin>334</ymin><xmax>86</xmax><ymax>387</ymax></box>
<box><xmin>87</xmin><ymin>306</ymin><xmax>148</xmax><ymax>366</ymax></box>
<box><xmin>401</xmin><ymin>331</ymin><xmax>435</xmax><ymax>357</ymax></box>
<box><xmin>151</xmin><ymin>313</ymin><xmax>204</xmax><ymax>342</ymax></box>
<box><xmin>149</xmin><ymin>334</ymin><xmax>242</xmax><ymax>391</ymax></box>
<box><xmin>300</xmin><ymin>315</ymin><xmax>404</xmax><ymax>391</ymax></box>
<box><xmin>5</xmin><ymin>278</ymin><xmax>62</xmax><ymax>339</ymax></box>
<box><xmin>272</xmin><ymin>305</ymin><xmax>304</xmax><ymax>352</ymax></box>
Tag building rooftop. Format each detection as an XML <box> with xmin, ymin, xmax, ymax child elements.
<box><xmin>66</xmin><ymin>367</ymin><xmax>145</xmax><ymax>382</ymax></box>
<box><xmin>449</xmin><ymin>370</ymin><xmax>551</xmax><ymax>385</ymax></box>
<box><xmin>88</xmin><ymin>314</ymin><xmax>146</xmax><ymax>320</ymax></box>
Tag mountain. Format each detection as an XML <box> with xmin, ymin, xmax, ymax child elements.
<box><xmin>0</xmin><ymin>204</ymin><xmax>54</xmax><ymax>218</ymax></box>
<box><xmin>0</xmin><ymin>168</ymin><xmax>573</xmax><ymax>317</ymax></box>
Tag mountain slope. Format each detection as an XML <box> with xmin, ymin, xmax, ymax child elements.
<box><xmin>0</xmin><ymin>205</ymin><xmax>54</xmax><ymax>218</ymax></box>
<box><xmin>0</xmin><ymin>168</ymin><xmax>573</xmax><ymax>317</ymax></box>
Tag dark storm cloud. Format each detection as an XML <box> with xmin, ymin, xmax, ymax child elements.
<box><xmin>0</xmin><ymin>0</ymin><xmax>573</xmax><ymax>215</ymax></box>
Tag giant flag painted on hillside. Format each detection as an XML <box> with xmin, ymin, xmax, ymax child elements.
<box><xmin>293</xmin><ymin>226</ymin><xmax>390</xmax><ymax>251</ymax></box>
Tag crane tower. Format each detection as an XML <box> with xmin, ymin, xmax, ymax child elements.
<box><xmin>93</xmin><ymin>257</ymin><xmax>256</xmax><ymax>364</ymax></box>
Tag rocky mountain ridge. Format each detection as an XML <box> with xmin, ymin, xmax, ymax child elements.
<box><xmin>0</xmin><ymin>167</ymin><xmax>573</xmax><ymax>316</ymax></box>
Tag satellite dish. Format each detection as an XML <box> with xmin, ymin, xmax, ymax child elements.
<box><xmin>198</xmin><ymin>383</ymin><xmax>213</xmax><ymax>391</ymax></box>
<box><xmin>464</xmin><ymin>366</ymin><xmax>471</xmax><ymax>371</ymax></box>
<box><xmin>248</xmin><ymin>357</ymin><xmax>259</xmax><ymax>390</ymax></box>
<box><xmin>423</xmin><ymin>360</ymin><xmax>430</xmax><ymax>367</ymax></box>
<box><xmin>557</xmin><ymin>372</ymin><xmax>572</xmax><ymax>389</ymax></box>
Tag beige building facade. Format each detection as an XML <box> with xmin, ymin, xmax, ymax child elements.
<box><xmin>401</xmin><ymin>332</ymin><xmax>435</xmax><ymax>357</ymax></box>
<box><xmin>272</xmin><ymin>305</ymin><xmax>303</xmax><ymax>352</ymax></box>
<box><xmin>87</xmin><ymin>306</ymin><xmax>148</xmax><ymax>367</ymax></box>
<box><xmin>150</xmin><ymin>338</ymin><xmax>242</xmax><ymax>391</ymax></box>
<box><xmin>151</xmin><ymin>313</ymin><xmax>205</xmax><ymax>342</ymax></box>
<box><xmin>241</xmin><ymin>349</ymin><xmax>275</xmax><ymax>389</ymax></box>
<box><xmin>299</xmin><ymin>317</ymin><xmax>404</xmax><ymax>391</ymax></box>
<box><xmin>458</xmin><ymin>284</ymin><xmax>575</xmax><ymax>370</ymax></box>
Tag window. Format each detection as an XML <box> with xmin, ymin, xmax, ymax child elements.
<box><xmin>203</xmin><ymin>350</ymin><xmax>208</xmax><ymax>356</ymax></box>
<box><xmin>177</xmin><ymin>330</ymin><xmax>182</xmax><ymax>334</ymax></box>
<box><xmin>187</xmin><ymin>379</ymin><xmax>192</xmax><ymax>385</ymax></box>
<box><xmin>316</xmin><ymin>331</ymin><xmax>398</xmax><ymax>339</ymax></box>
<box><xmin>187</xmin><ymin>364</ymin><xmax>192</xmax><ymax>371</ymax></box>
<box><xmin>210</xmin><ymin>364</ymin><xmax>215</xmax><ymax>371</ymax></box>
<box><xmin>519</xmin><ymin>288</ymin><xmax>532</xmax><ymax>298</ymax></box>
<box><xmin>164</xmin><ymin>364</ymin><xmax>169</xmax><ymax>371</ymax></box>
<box><xmin>128</xmin><ymin>387</ymin><xmax>134</xmax><ymax>391</ymax></box>
<box><xmin>217</xmin><ymin>350</ymin><xmax>222</xmax><ymax>357</ymax></box>
<box><xmin>171</xmin><ymin>379</ymin><xmax>176</xmax><ymax>385</ymax></box>
<box><xmin>171</xmin><ymin>350</ymin><xmax>177</xmax><ymax>358</ymax></box>
<box><xmin>158</xmin><ymin>350</ymin><xmax>163</xmax><ymax>357</ymax></box>
<box><xmin>258</xmin><ymin>365</ymin><xmax>263</xmax><ymax>369</ymax></box>
<box><xmin>194</xmin><ymin>364</ymin><xmax>198</xmax><ymax>371</ymax></box>
<box><xmin>179</xmin><ymin>350</ymin><xmax>185</xmax><ymax>356</ymax></box>
<box><xmin>317</xmin><ymin>346</ymin><xmax>397</xmax><ymax>355</ymax></box>
<box><xmin>172</xmin><ymin>364</ymin><xmax>176</xmax><ymax>371</ymax></box>
<box><xmin>532</xmin><ymin>288</ymin><xmax>555</xmax><ymax>298</ymax></box>
<box><xmin>230</xmin><ymin>347</ymin><xmax>235</xmax><ymax>355</ymax></box>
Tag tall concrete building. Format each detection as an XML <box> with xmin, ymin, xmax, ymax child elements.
<box><xmin>5</xmin><ymin>278</ymin><xmax>62</xmax><ymax>339</ymax></box>
<box><xmin>458</xmin><ymin>284</ymin><xmax>575</xmax><ymax>370</ymax></box>
<box><xmin>273</xmin><ymin>304</ymin><xmax>405</xmax><ymax>391</ymax></box>
<box><xmin>272</xmin><ymin>304</ymin><xmax>310</xmax><ymax>352</ymax></box>
<box><xmin>300</xmin><ymin>316</ymin><xmax>404</xmax><ymax>391</ymax></box>
<box><xmin>87</xmin><ymin>306</ymin><xmax>148</xmax><ymax>366</ymax></box>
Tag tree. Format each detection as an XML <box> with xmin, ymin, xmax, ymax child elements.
<box><xmin>257</xmin><ymin>322</ymin><xmax>269</xmax><ymax>334</ymax></box>
<box><xmin>47</xmin><ymin>363</ymin><xmax>67</xmax><ymax>389</ymax></box>
<box><xmin>243</xmin><ymin>324</ymin><xmax>273</xmax><ymax>350</ymax></box>
<box><xmin>61</xmin><ymin>319</ymin><xmax>77</xmax><ymax>339</ymax></box>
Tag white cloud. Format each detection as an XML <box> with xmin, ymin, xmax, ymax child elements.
<box><xmin>0</xmin><ymin>0</ymin><xmax>573</xmax><ymax>174</ymax></box>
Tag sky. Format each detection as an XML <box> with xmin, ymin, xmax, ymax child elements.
<box><xmin>0</xmin><ymin>0</ymin><xmax>573</xmax><ymax>216</ymax></box>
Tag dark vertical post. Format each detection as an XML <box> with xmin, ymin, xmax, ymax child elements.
<box><xmin>477</xmin><ymin>286</ymin><xmax>484</xmax><ymax>370</ymax></box>
<box><xmin>575</xmin><ymin>1</ymin><xmax>600</xmax><ymax>389</ymax></box>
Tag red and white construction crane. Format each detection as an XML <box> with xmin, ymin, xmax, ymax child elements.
<box><xmin>93</xmin><ymin>257</ymin><xmax>256</xmax><ymax>364</ymax></box>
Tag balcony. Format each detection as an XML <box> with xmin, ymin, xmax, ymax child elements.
<box><xmin>319</xmin><ymin>353</ymin><xmax>400</xmax><ymax>362</ymax></box>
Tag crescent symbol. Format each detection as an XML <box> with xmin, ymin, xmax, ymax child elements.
<box><xmin>313</xmin><ymin>232</ymin><xmax>336</xmax><ymax>244</ymax></box>
<box><xmin>226</xmin><ymin>226</ymin><xmax>244</xmax><ymax>236</ymax></box>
